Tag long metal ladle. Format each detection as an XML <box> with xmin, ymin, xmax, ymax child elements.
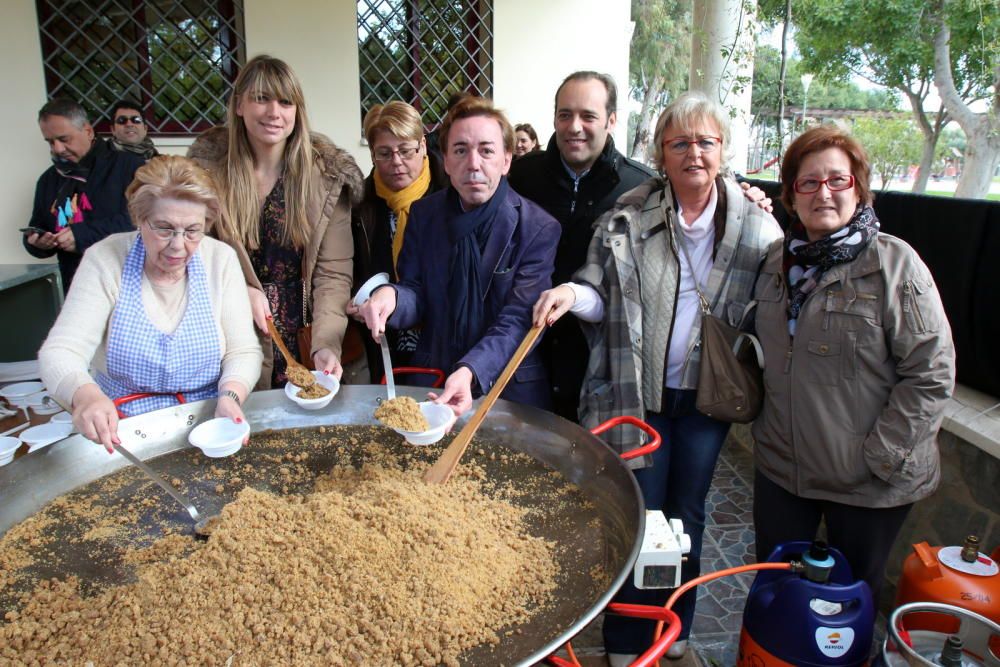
<box><xmin>114</xmin><ymin>442</ymin><xmax>215</xmax><ymax>537</ymax></box>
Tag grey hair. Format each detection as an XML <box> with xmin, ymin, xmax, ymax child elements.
<box><xmin>38</xmin><ymin>98</ymin><xmax>90</xmax><ymax>129</ymax></box>
<box><xmin>652</xmin><ymin>91</ymin><xmax>731</xmax><ymax>170</ymax></box>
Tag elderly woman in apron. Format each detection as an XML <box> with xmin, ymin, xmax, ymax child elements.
<box><xmin>39</xmin><ymin>156</ymin><xmax>262</xmax><ymax>451</ymax></box>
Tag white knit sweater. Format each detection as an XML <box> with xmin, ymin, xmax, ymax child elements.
<box><xmin>39</xmin><ymin>232</ymin><xmax>262</xmax><ymax>409</ymax></box>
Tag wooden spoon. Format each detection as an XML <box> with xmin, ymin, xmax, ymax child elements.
<box><xmin>266</xmin><ymin>318</ymin><xmax>315</xmax><ymax>388</ymax></box>
<box><xmin>423</xmin><ymin>321</ymin><xmax>547</xmax><ymax>484</ymax></box>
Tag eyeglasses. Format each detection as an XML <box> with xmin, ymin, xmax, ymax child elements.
<box><xmin>663</xmin><ymin>136</ymin><xmax>722</xmax><ymax>155</ymax></box>
<box><xmin>793</xmin><ymin>174</ymin><xmax>855</xmax><ymax>194</ymax></box>
<box><xmin>146</xmin><ymin>222</ymin><xmax>204</xmax><ymax>242</ymax></box>
<box><xmin>373</xmin><ymin>144</ymin><xmax>420</xmax><ymax>162</ymax></box>
<box><xmin>115</xmin><ymin>115</ymin><xmax>144</xmax><ymax>125</ymax></box>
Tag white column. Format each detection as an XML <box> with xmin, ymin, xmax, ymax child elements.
<box><xmin>689</xmin><ymin>0</ymin><xmax>757</xmax><ymax>174</ymax></box>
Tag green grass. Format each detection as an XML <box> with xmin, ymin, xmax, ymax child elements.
<box><xmin>924</xmin><ymin>190</ymin><xmax>1000</xmax><ymax>201</ymax></box>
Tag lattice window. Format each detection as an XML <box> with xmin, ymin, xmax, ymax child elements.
<box><xmin>36</xmin><ymin>0</ymin><xmax>245</xmax><ymax>136</ymax></box>
<box><xmin>358</xmin><ymin>0</ymin><xmax>494</xmax><ymax>130</ymax></box>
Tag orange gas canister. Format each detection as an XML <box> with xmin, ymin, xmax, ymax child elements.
<box><xmin>894</xmin><ymin>536</ymin><xmax>999</xmax><ymax>643</ymax></box>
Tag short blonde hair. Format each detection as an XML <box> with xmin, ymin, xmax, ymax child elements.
<box><xmin>652</xmin><ymin>91</ymin><xmax>731</xmax><ymax>170</ymax></box>
<box><xmin>127</xmin><ymin>155</ymin><xmax>221</xmax><ymax>231</ymax></box>
<box><xmin>363</xmin><ymin>101</ymin><xmax>425</xmax><ymax>146</ymax></box>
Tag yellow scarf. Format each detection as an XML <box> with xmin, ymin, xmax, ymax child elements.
<box><xmin>374</xmin><ymin>156</ymin><xmax>432</xmax><ymax>271</ymax></box>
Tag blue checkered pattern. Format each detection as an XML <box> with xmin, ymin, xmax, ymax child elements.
<box><xmin>97</xmin><ymin>236</ymin><xmax>222</xmax><ymax>416</ymax></box>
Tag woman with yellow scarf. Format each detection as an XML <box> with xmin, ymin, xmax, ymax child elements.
<box><xmin>348</xmin><ymin>101</ymin><xmax>449</xmax><ymax>383</ymax></box>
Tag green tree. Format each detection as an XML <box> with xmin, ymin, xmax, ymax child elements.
<box><xmin>932</xmin><ymin>0</ymin><xmax>1000</xmax><ymax>198</ymax></box>
<box><xmin>629</xmin><ymin>0</ymin><xmax>692</xmax><ymax>161</ymax></box>
<box><xmin>852</xmin><ymin>118</ymin><xmax>923</xmax><ymax>190</ymax></box>
<box><xmin>787</xmin><ymin>0</ymin><xmax>993</xmax><ymax>195</ymax></box>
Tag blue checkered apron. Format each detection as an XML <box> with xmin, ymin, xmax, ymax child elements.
<box><xmin>96</xmin><ymin>236</ymin><xmax>222</xmax><ymax>416</ymax></box>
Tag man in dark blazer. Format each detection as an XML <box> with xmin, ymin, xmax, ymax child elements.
<box><xmin>358</xmin><ymin>97</ymin><xmax>560</xmax><ymax>415</ymax></box>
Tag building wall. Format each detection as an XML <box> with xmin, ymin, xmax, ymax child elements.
<box><xmin>494</xmin><ymin>0</ymin><xmax>633</xmax><ymax>153</ymax></box>
<box><xmin>0</xmin><ymin>0</ymin><xmax>633</xmax><ymax>266</ymax></box>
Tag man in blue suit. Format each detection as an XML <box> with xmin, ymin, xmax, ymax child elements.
<box><xmin>357</xmin><ymin>97</ymin><xmax>560</xmax><ymax>416</ymax></box>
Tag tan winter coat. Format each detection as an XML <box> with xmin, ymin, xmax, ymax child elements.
<box><xmin>188</xmin><ymin>128</ymin><xmax>363</xmax><ymax>388</ymax></box>
<box><xmin>751</xmin><ymin>233</ymin><xmax>956</xmax><ymax>508</ymax></box>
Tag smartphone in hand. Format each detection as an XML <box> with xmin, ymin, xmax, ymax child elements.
<box><xmin>19</xmin><ymin>226</ymin><xmax>47</xmax><ymax>235</ymax></box>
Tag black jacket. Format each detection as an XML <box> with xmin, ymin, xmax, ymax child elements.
<box><xmin>25</xmin><ymin>139</ymin><xmax>145</xmax><ymax>291</ymax></box>
<box><xmin>508</xmin><ymin>134</ymin><xmax>655</xmax><ymax>284</ymax></box>
<box><xmin>508</xmin><ymin>134</ymin><xmax>655</xmax><ymax>421</ymax></box>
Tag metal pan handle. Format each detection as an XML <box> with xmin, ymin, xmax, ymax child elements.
<box><xmin>113</xmin><ymin>392</ymin><xmax>186</xmax><ymax>419</ymax></box>
<box><xmin>545</xmin><ymin>604</ymin><xmax>681</xmax><ymax>667</ymax></box>
<box><xmin>380</xmin><ymin>367</ymin><xmax>446</xmax><ymax>389</ymax></box>
<box><xmin>590</xmin><ymin>415</ymin><xmax>661</xmax><ymax>460</ymax></box>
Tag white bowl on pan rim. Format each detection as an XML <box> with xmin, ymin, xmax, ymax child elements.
<box><xmin>188</xmin><ymin>417</ymin><xmax>251</xmax><ymax>458</ymax></box>
<box><xmin>389</xmin><ymin>401</ymin><xmax>456</xmax><ymax>446</ymax></box>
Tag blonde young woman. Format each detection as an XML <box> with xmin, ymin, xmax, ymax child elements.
<box><xmin>347</xmin><ymin>101</ymin><xmax>449</xmax><ymax>382</ymax></box>
<box><xmin>189</xmin><ymin>55</ymin><xmax>362</xmax><ymax>387</ymax></box>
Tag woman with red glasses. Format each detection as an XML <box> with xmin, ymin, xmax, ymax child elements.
<box><xmin>751</xmin><ymin>125</ymin><xmax>955</xmax><ymax>606</ymax></box>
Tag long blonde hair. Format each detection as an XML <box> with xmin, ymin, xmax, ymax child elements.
<box><xmin>218</xmin><ymin>55</ymin><xmax>316</xmax><ymax>250</ymax></box>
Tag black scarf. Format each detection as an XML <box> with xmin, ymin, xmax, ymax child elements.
<box><xmin>447</xmin><ymin>177</ymin><xmax>509</xmax><ymax>356</ymax></box>
<box><xmin>783</xmin><ymin>204</ymin><xmax>879</xmax><ymax>335</ymax></box>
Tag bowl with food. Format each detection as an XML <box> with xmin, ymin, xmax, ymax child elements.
<box><xmin>0</xmin><ymin>436</ymin><xmax>22</xmax><ymax>466</ymax></box>
<box><xmin>375</xmin><ymin>396</ymin><xmax>455</xmax><ymax>446</ymax></box>
<box><xmin>284</xmin><ymin>371</ymin><xmax>340</xmax><ymax>410</ymax></box>
<box><xmin>188</xmin><ymin>417</ymin><xmax>251</xmax><ymax>458</ymax></box>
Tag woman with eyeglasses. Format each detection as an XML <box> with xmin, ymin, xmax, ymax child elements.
<box><xmin>188</xmin><ymin>55</ymin><xmax>362</xmax><ymax>388</ymax></box>
<box><xmin>532</xmin><ymin>91</ymin><xmax>781</xmax><ymax>662</ymax></box>
<box><xmin>751</xmin><ymin>125</ymin><xmax>955</xmax><ymax>605</ymax></box>
<box><xmin>39</xmin><ymin>156</ymin><xmax>262</xmax><ymax>451</ymax></box>
<box><xmin>346</xmin><ymin>101</ymin><xmax>449</xmax><ymax>382</ymax></box>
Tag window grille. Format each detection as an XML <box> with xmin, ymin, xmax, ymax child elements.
<box><xmin>36</xmin><ymin>0</ymin><xmax>245</xmax><ymax>136</ymax></box>
<box><xmin>358</xmin><ymin>0</ymin><xmax>494</xmax><ymax>130</ymax></box>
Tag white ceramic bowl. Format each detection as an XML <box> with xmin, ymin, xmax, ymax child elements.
<box><xmin>0</xmin><ymin>436</ymin><xmax>22</xmax><ymax>466</ymax></box>
<box><xmin>188</xmin><ymin>417</ymin><xmax>250</xmax><ymax>458</ymax></box>
<box><xmin>352</xmin><ymin>272</ymin><xmax>390</xmax><ymax>306</ymax></box>
<box><xmin>21</xmin><ymin>422</ymin><xmax>73</xmax><ymax>452</ymax></box>
<box><xmin>28</xmin><ymin>392</ymin><xmax>63</xmax><ymax>415</ymax></box>
<box><xmin>390</xmin><ymin>401</ymin><xmax>456</xmax><ymax>446</ymax></box>
<box><xmin>50</xmin><ymin>411</ymin><xmax>73</xmax><ymax>425</ymax></box>
<box><xmin>1</xmin><ymin>381</ymin><xmax>45</xmax><ymax>408</ymax></box>
<box><xmin>284</xmin><ymin>371</ymin><xmax>340</xmax><ymax>410</ymax></box>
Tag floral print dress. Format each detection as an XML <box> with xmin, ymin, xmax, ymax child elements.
<box><xmin>248</xmin><ymin>177</ymin><xmax>305</xmax><ymax>386</ymax></box>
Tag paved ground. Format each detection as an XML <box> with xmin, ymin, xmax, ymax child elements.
<box><xmin>549</xmin><ymin>435</ymin><xmax>756</xmax><ymax>666</ymax></box>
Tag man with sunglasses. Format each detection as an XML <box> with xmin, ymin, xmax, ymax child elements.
<box><xmin>108</xmin><ymin>100</ymin><xmax>158</xmax><ymax>159</ymax></box>
<box><xmin>24</xmin><ymin>98</ymin><xmax>145</xmax><ymax>291</ymax></box>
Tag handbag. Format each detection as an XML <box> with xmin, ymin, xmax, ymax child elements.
<box><xmin>674</xmin><ymin>219</ymin><xmax>764</xmax><ymax>423</ymax></box>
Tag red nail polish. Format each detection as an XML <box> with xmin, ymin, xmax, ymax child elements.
<box><xmin>235</xmin><ymin>417</ymin><xmax>243</xmax><ymax>423</ymax></box>
<box><xmin>323</xmin><ymin>370</ymin><xmax>330</xmax><ymax>375</ymax></box>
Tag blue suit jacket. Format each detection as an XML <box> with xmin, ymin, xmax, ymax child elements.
<box><xmin>389</xmin><ymin>186</ymin><xmax>561</xmax><ymax>409</ymax></box>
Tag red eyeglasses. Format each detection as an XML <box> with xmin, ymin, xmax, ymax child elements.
<box><xmin>794</xmin><ymin>174</ymin><xmax>855</xmax><ymax>194</ymax></box>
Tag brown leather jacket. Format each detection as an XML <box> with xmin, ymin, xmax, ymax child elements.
<box><xmin>188</xmin><ymin>128</ymin><xmax>363</xmax><ymax>388</ymax></box>
<box><xmin>751</xmin><ymin>233</ymin><xmax>955</xmax><ymax>508</ymax></box>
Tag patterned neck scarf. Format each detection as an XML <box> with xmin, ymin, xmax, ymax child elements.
<box><xmin>783</xmin><ymin>204</ymin><xmax>879</xmax><ymax>336</ymax></box>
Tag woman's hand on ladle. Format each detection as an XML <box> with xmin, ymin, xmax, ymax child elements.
<box><xmin>532</xmin><ymin>284</ymin><xmax>576</xmax><ymax>328</ymax></box>
<box><xmin>71</xmin><ymin>384</ymin><xmax>120</xmax><ymax>454</ymax></box>
<box><xmin>247</xmin><ymin>286</ymin><xmax>272</xmax><ymax>334</ymax></box>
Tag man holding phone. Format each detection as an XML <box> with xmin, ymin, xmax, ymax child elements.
<box><xmin>25</xmin><ymin>98</ymin><xmax>145</xmax><ymax>291</ymax></box>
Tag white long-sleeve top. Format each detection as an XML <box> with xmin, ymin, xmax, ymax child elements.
<box><xmin>39</xmin><ymin>232</ymin><xmax>262</xmax><ymax>408</ymax></box>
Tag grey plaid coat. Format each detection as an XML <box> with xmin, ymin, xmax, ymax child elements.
<box><xmin>575</xmin><ymin>176</ymin><xmax>781</xmax><ymax>467</ymax></box>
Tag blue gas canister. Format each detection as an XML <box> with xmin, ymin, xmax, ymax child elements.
<box><xmin>738</xmin><ymin>541</ymin><xmax>875</xmax><ymax>666</ymax></box>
